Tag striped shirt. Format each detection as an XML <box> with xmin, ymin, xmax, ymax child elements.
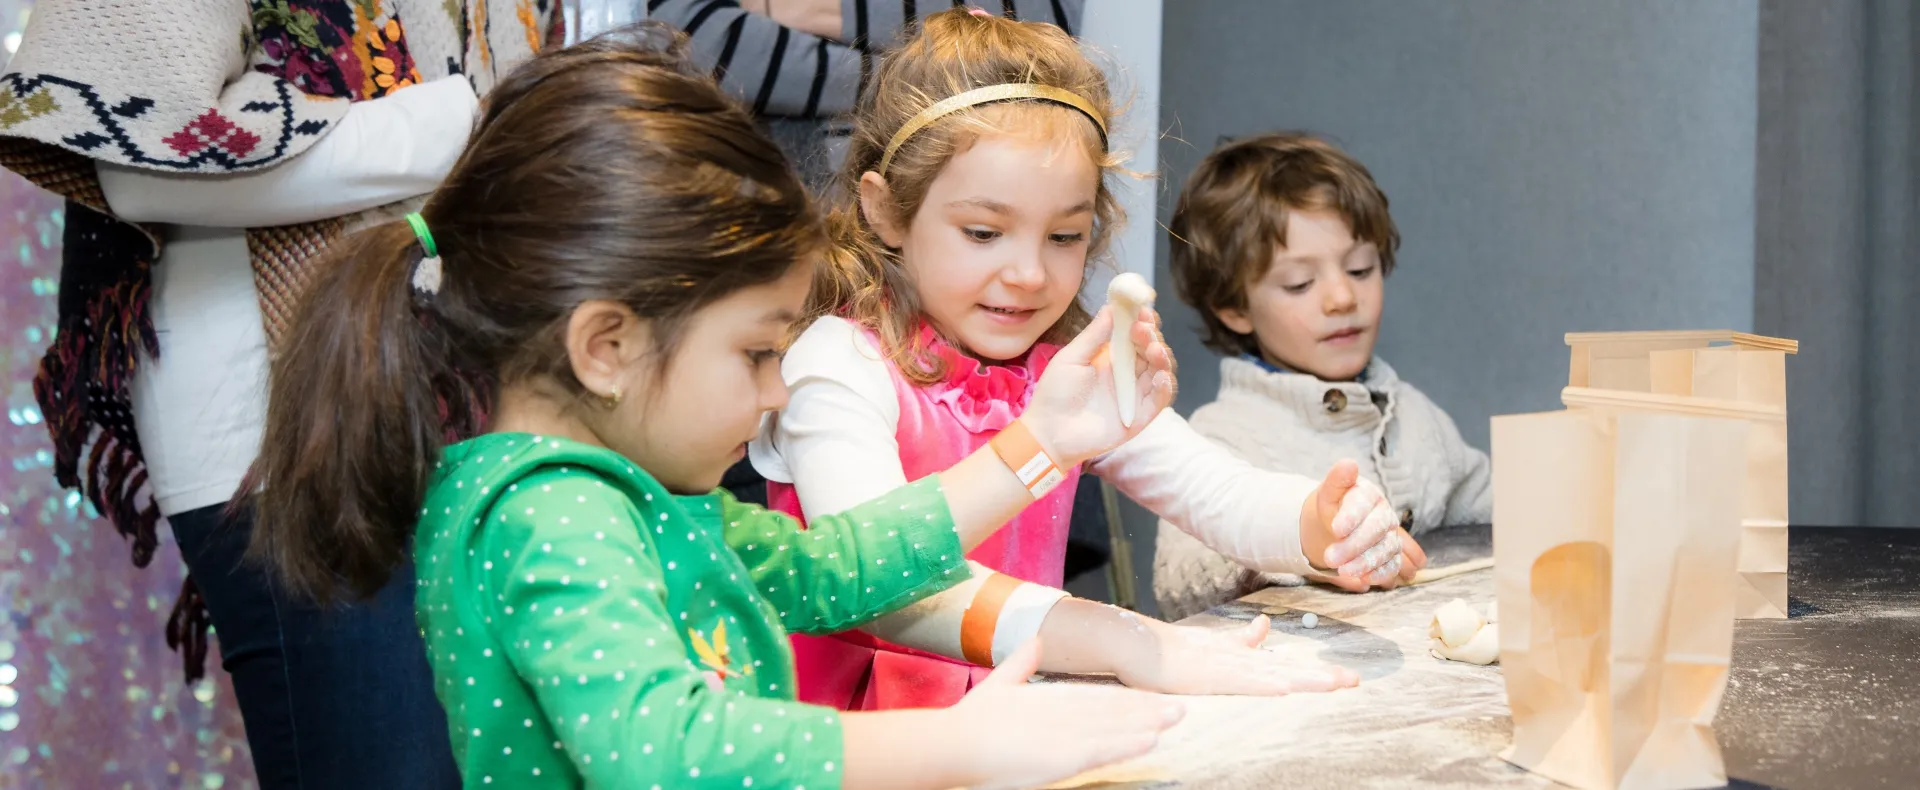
<box><xmin>647</xmin><ymin>0</ymin><xmax>1086</xmax><ymax>120</ymax></box>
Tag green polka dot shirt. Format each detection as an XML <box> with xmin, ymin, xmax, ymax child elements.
<box><xmin>413</xmin><ymin>433</ymin><xmax>969</xmax><ymax>788</ymax></box>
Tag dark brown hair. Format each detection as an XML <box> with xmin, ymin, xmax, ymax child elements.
<box><xmin>812</xmin><ymin>8</ymin><xmax>1122</xmax><ymax>383</ymax></box>
<box><xmin>246</xmin><ymin>26</ymin><xmax>823</xmax><ymax>602</ymax></box>
<box><xmin>1168</xmin><ymin>131</ymin><xmax>1398</xmax><ymax>356</ymax></box>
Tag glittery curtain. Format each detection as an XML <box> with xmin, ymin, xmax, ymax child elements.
<box><xmin>0</xmin><ymin>3</ymin><xmax>256</xmax><ymax>788</ymax></box>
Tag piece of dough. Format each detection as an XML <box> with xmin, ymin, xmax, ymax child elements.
<box><xmin>1430</xmin><ymin>622</ymin><xmax>1499</xmax><ymax>665</ymax></box>
<box><xmin>1409</xmin><ymin>556</ymin><xmax>1495</xmax><ymax>586</ymax></box>
<box><xmin>1106</xmin><ymin>272</ymin><xmax>1157</xmax><ymax>427</ymax></box>
<box><xmin>1429</xmin><ymin>598</ymin><xmax>1484</xmax><ymax>648</ymax></box>
<box><xmin>1484</xmin><ymin>601</ymin><xmax>1498</xmax><ymax>624</ymax></box>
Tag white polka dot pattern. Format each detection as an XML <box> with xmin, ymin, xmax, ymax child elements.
<box><xmin>411</xmin><ymin>432</ymin><xmax>970</xmax><ymax>788</ymax></box>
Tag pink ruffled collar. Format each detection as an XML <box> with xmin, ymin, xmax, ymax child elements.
<box><xmin>918</xmin><ymin>325</ymin><xmax>1059</xmax><ymax>433</ymax></box>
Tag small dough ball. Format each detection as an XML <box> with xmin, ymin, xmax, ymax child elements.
<box><xmin>1301</xmin><ymin>612</ymin><xmax>1319</xmax><ymax>629</ymax></box>
<box><xmin>1430</xmin><ymin>598</ymin><xmax>1485</xmax><ymax>648</ymax></box>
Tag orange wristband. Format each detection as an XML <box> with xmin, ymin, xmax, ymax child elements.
<box><xmin>989</xmin><ymin>419</ymin><xmax>1065</xmax><ymax>500</ymax></box>
<box><xmin>960</xmin><ymin>573</ymin><xmax>1024</xmax><ymax>667</ymax></box>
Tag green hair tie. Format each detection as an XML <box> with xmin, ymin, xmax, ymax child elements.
<box><xmin>405</xmin><ymin>212</ymin><xmax>444</xmax><ymax>295</ymax></box>
<box><xmin>406</xmin><ymin>212</ymin><xmax>439</xmax><ymax>258</ymax></box>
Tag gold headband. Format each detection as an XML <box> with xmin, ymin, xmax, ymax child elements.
<box><xmin>877</xmin><ymin>83</ymin><xmax>1109</xmax><ymax>177</ymax></box>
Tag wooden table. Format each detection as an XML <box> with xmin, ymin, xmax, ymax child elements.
<box><xmin>1046</xmin><ymin>527</ymin><xmax>1920</xmax><ymax>790</ymax></box>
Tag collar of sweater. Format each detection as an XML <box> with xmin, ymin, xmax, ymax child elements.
<box><xmin>1215</xmin><ymin>355</ymin><xmax>1404</xmax><ymax>431</ymax></box>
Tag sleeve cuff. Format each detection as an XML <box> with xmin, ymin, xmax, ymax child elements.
<box><xmin>990</xmin><ymin>583</ymin><xmax>1069</xmax><ymax>665</ymax></box>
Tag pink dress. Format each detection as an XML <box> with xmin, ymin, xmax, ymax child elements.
<box><xmin>766</xmin><ymin>326</ymin><xmax>1083</xmax><ymax>711</ymax></box>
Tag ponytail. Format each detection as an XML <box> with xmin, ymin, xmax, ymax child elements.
<box><xmin>245</xmin><ymin>219</ymin><xmax>485</xmax><ymax>602</ymax></box>
<box><xmin>244</xmin><ymin>24</ymin><xmax>819</xmax><ymax>602</ymax></box>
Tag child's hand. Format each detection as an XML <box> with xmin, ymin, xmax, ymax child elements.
<box><xmin>1024</xmin><ymin>305</ymin><xmax>1176</xmax><ymax>467</ymax></box>
<box><xmin>950</xmin><ymin>639</ymin><xmax>1185</xmax><ymax>790</ymax></box>
<box><xmin>1308</xmin><ymin>526</ymin><xmax>1428</xmax><ymax>592</ymax></box>
<box><xmin>1299</xmin><ymin>460</ymin><xmax>1426</xmax><ymax>587</ymax></box>
<box><xmin>1114</xmin><ymin>615</ymin><xmax>1359</xmax><ymax>696</ymax></box>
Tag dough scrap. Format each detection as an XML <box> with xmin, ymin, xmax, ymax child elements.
<box><xmin>1428</xmin><ymin>599</ymin><xmax>1499</xmax><ymax>665</ymax></box>
<box><xmin>1430</xmin><ymin>622</ymin><xmax>1499</xmax><ymax>665</ymax></box>
<box><xmin>1429</xmin><ymin>598</ymin><xmax>1484</xmax><ymax>648</ymax></box>
<box><xmin>1106</xmin><ymin>272</ymin><xmax>1157</xmax><ymax>427</ymax></box>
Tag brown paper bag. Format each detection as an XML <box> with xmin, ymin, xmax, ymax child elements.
<box><xmin>1493</xmin><ymin>387</ymin><xmax>1782</xmax><ymax>790</ymax></box>
<box><xmin>1565</xmin><ymin>331</ymin><xmax>1797</xmax><ymax>619</ymax></box>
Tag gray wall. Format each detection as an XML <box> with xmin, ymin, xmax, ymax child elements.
<box><xmin>1117</xmin><ymin>0</ymin><xmax>1768</xmax><ymax>612</ymax></box>
<box><xmin>1755</xmin><ymin>0</ymin><xmax>1919</xmax><ymax>528</ymax></box>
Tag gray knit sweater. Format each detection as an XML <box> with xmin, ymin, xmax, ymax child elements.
<box><xmin>1152</xmin><ymin>356</ymin><xmax>1493</xmax><ymax>620</ymax></box>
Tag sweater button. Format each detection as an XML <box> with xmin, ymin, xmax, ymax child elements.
<box><xmin>1322</xmin><ymin>389</ymin><xmax>1348</xmax><ymax>413</ymax></box>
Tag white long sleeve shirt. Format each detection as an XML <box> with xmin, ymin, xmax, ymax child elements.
<box><xmin>749</xmin><ymin>316</ymin><xmax>1321</xmax><ymax>652</ymax></box>
<box><xmin>101</xmin><ymin>76</ymin><xmax>479</xmax><ymax>515</ymax></box>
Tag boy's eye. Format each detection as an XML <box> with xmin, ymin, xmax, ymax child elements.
<box><xmin>747</xmin><ymin>349</ymin><xmax>783</xmax><ymax>366</ymax></box>
<box><xmin>1048</xmin><ymin>232</ymin><xmax>1086</xmax><ymax>245</ymax></box>
<box><xmin>1281</xmin><ymin>281</ymin><xmax>1313</xmax><ymax>295</ymax></box>
<box><xmin>1347</xmin><ymin>265</ymin><xmax>1378</xmax><ymax>279</ymax></box>
<box><xmin>962</xmin><ymin>227</ymin><xmax>1001</xmax><ymax>243</ymax></box>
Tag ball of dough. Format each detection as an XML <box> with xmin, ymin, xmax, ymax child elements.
<box><xmin>1431</xmin><ymin>623</ymin><xmax>1499</xmax><ymax>665</ymax></box>
<box><xmin>1301</xmin><ymin>612</ymin><xmax>1319</xmax><ymax>629</ymax></box>
<box><xmin>1429</xmin><ymin>598</ymin><xmax>1485</xmax><ymax>648</ymax></box>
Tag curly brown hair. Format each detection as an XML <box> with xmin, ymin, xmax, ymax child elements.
<box><xmin>810</xmin><ymin>8</ymin><xmax>1123</xmax><ymax>384</ymax></box>
<box><xmin>1168</xmin><ymin>132</ymin><xmax>1398</xmax><ymax>356</ymax></box>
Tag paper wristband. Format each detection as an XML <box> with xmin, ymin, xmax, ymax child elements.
<box><xmin>990</xmin><ymin>419</ymin><xmax>1065</xmax><ymax>500</ymax></box>
<box><xmin>989</xmin><ymin>583</ymin><xmax>1069</xmax><ymax>665</ymax></box>
<box><xmin>960</xmin><ymin>573</ymin><xmax>1024</xmax><ymax>667</ymax></box>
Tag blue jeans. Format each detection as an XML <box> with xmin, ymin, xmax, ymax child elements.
<box><xmin>168</xmin><ymin>503</ymin><xmax>459</xmax><ymax>789</ymax></box>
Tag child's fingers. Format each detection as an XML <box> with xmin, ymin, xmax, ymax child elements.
<box><xmin>1131</xmin><ymin>307</ymin><xmax>1175</xmax><ymax>375</ymax></box>
<box><xmin>1237</xmin><ymin>614</ymin><xmax>1272</xmax><ymax>647</ymax></box>
<box><xmin>1321</xmin><ymin>483</ymin><xmax>1384</xmax><ymax>566</ymax></box>
<box><xmin>1262</xmin><ymin>662</ymin><xmax>1359</xmax><ymax>693</ymax></box>
<box><xmin>1363</xmin><ymin>553</ymin><xmax>1404</xmax><ymax>586</ymax></box>
<box><xmin>1399</xmin><ymin>528</ymin><xmax>1429</xmax><ymax>572</ymax></box>
<box><xmin>1134</xmin><ymin>370</ymin><xmax>1174</xmax><ymax>426</ymax></box>
<box><xmin>1215</xmin><ymin>650</ymin><xmax>1357</xmax><ymax>695</ymax></box>
<box><xmin>1081</xmin><ymin>688</ymin><xmax>1184</xmax><ymax>736</ymax></box>
<box><xmin>1313</xmin><ymin>461</ymin><xmax>1364</xmax><ymax>548</ymax></box>
<box><xmin>979</xmin><ymin>638</ymin><xmax>1043</xmax><ymax>688</ymax></box>
<box><xmin>1056</xmin><ymin>305</ymin><xmax>1115</xmax><ymax>367</ymax></box>
<box><xmin>1300</xmin><ymin>662</ymin><xmax>1360</xmax><ymax>691</ymax></box>
<box><xmin>1335</xmin><ymin>507</ymin><xmax>1400</xmax><ymax>578</ymax></box>
<box><xmin>1077</xmin><ymin>732</ymin><xmax>1161</xmax><ymax>778</ymax></box>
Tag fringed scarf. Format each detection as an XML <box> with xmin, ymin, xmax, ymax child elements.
<box><xmin>0</xmin><ymin>0</ymin><xmax>563</xmax><ymax>683</ymax></box>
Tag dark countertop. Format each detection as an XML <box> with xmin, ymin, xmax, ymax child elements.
<box><xmin>1718</xmin><ymin>528</ymin><xmax>1920</xmax><ymax>789</ymax></box>
<box><xmin>1045</xmin><ymin>526</ymin><xmax>1920</xmax><ymax>790</ymax></box>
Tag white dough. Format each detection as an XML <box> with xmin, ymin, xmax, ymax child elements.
<box><xmin>1429</xmin><ymin>598</ymin><xmax>1484</xmax><ymax>648</ymax></box>
<box><xmin>1106</xmin><ymin>272</ymin><xmax>1157</xmax><ymax>428</ymax></box>
<box><xmin>1301</xmin><ymin>612</ymin><xmax>1319</xmax><ymax>629</ymax></box>
<box><xmin>1430</xmin><ymin>623</ymin><xmax>1499</xmax><ymax>665</ymax></box>
<box><xmin>1484</xmin><ymin>601</ymin><xmax>1498</xmax><ymax>624</ymax></box>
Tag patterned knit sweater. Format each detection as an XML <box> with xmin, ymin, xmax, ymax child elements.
<box><xmin>1153</xmin><ymin>356</ymin><xmax>1492</xmax><ymax>621</ymax></box>
<box><xmin>0</xmin><ymin>0</ymin><xmax>562</xmax><ymax>681</ymax></box>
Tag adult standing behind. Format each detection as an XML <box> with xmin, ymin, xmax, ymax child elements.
<box><xmin>643</xmin><ymin>0</ymin><xmax>1085</xmax><ymax>191</ymax></box>
<box><xmin>0</xmin><ymin>2</ymin><xmax>561</xmax><ymax>787</ymax></box>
